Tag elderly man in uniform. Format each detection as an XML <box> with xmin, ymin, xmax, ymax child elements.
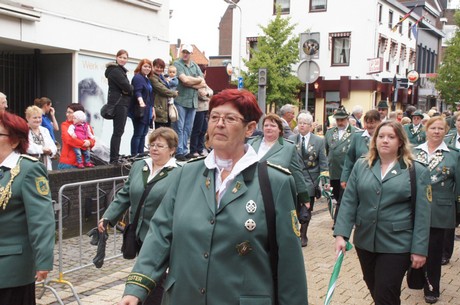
<box><xmin>377</xmin><ymin>100</ymin><xmax>389</xmax><ymax>121</ymax></box>
<box><xmin>279</xmin><ymin>104</ymin><xmax>296</xmax><ymax>139</ymax></box>
<box><xmin>325</xmin><ymin>106</ymin><xmax>355</xmax><ymax>225</ymax></box>
<box><xmin>403</xmin><ymin>110</ymin><xmax>425</xmax><ymax>146</ymax></box>
<box><xmin>0</xmin><ymin>92</ymin><xmax>8</xmax><ymax>111</ymax></box>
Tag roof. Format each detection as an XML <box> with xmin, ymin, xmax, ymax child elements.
<box><xmin>169</xmin><ymin>44</ymin><xmax>209</xmax><ymax>66</ymax></box>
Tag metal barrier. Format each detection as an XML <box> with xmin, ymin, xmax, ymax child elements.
<box><xmin>38</xmin><ymin>175</ymin><xmax>128</xmax><ymax>304</ymax></box>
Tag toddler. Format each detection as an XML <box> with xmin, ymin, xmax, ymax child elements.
<box><xmin>166</xmin><ymin>66</ymin><xmax>179</xmax><ymax>104</ymax></box>
<box><xmin>68</xmin><ymin>110</ymin><xmax>95</xmax><ymax>168</ymax></box>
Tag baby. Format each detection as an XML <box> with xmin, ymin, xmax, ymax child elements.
<box><xmin>68</xmin><ymin>110</ymin><xmax>95</xmax><ymax>168</ymax></box>
<box><xmin>166</xmin><ymin>66</ymin><xmax>179</xmax><ymax>105</ymax></box>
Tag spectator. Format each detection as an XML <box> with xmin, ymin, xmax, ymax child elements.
<box><xmin>25</xmin><ymin>105</ymin><xmax>57</xmax><ymax>170</ymax></box>
<box><xmin>403</xmin><ymin>105</ymin><xmax>416</xmax><ymax>119</ymax></box>
<box><xmin>0</xmin><ymin>111</ymin><xmax>55</xmax><ymax>305</ymax></box>
<box><xmin>34</xmin><ymin>97</ymin><xmax>59</xmax><ymax>142</ymax></box>
<box><xmin>279</xmin><ymin>104</ymin><xmax>296</xmax><ymax>138</ymax></box>
<box><xmin>335</xmin><ymin>120</ymin><xmax>431</xmax><ymax>305</ymax></box>
<box><xmin>67</xmin><ymin>110</ymin><xmax>95</xmax><ymax>168</ymax></box>
<box><xmin>0</xmin><ymin>92</ymin><xmax>7</xmax><ymax>112</ymax></box>
<box><xmin>58</xmin><ymin>104</ymin><xmax>96</xmax><ymax>169</ymax></box>
<box><xmin>151</xmin><ymin>58</ymin><xmax>178</xmax><ymax>129</ymax></box>
<box><xmin>172</xmin><ymin>44</ymin><xmax>206</xmax><ymax>161</ymax></box>
<box><xmin>105</xmin><ymin>49</ymin><xmax>134</xmax><ymax>164</ymax></box>
<box><xmin>351</xmin><ymin>105</ymin><xmax>363</xmax><ymax>128</ymax></box>
<box><xmin>119</xmin><ymin>89</ymin><xmax>308</xmax><ymax>305</ymax></box>
<box><xmin>130</xmin><ymin>59</ymin><xmax>155</xmax><ymax>155</ymax></box>
<box><xmin>401</xmin><ymin>116</ymin><xmax>411</xmax><ymax>125</ymax></box>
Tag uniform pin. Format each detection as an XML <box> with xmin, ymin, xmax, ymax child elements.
<box><xmin>246</xmin><ymin>200</ymin><xmax>257</xmax><ymax>214</ymax></box>
<box><xmin>391</xmin><ymin>170</ymin><xmax>397</xmax><ymax>175</ymax></box>
<box><xmin>159</xmin><ymin>172</ymin><xmax>164</xmax><ymax>176</ymax></box>
<box><xmin>244</xmin><ymin>219</ymin><xmax>256</xmax><ymax>231</ymax></box>
<box><xmin>143</xmin><ymin>166</ymin><xmax>148</xmax><ymax>172</ymax></box>
<box><xmin>232</xmin><ymin>181</ymin><xmax>242</xmax><ymax>193</ymax></box>
<box><xmin>236</xmin><ymin>241</ymin><xmax>252</xmax><ymax>256</ymax></box>
<box><xmin>205</xmin><ymin>177</ymin><xmax>211</xmax><ymax>189</ymax></box>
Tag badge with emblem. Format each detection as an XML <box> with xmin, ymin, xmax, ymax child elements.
<box><xmin>245</xmin><ymin>200</ymin><xmax>257</xmax><ymax>214</ymax></box>
<box><xmin>205</xmin><ymin>177</ymin><xmax>211</xmax><ymax>189</ymax></box>
<box><xmin>291</xmin><ymin>210</ymin><xmax>300</xmax><ymax>237</ymax></box>
<box><xmin>232</xmin><ymin>181</ymin><xmax>242</xmax><ymax>193</ymax></box>
<box><xmin>244</xmin><ymin>219</ymin><xmax>256</xmax><ymax>231</ymax></box>
<box><xmin>143</xmin><ymin>165</ymin><xmax>148</xmax><ymax>172</ymax></box>
<box><xmin>426</xmin><ymin>185</ymin><xmax>432</xmax><ymax>202</ymax></box>
<box><xmin>236</xmin><ymin>241</ymin><xmax>252</xmax><ymax>256</ymax></box>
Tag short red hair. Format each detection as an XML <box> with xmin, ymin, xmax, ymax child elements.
<box><xmin>0</xmin><ymin>111</ymin><xmax>29</xmax><ymax>154</ymax></box>
<box><xmin>209</xmin><ymin>89</ymin><xmax>263</xmax><ymax>123</ymax></box>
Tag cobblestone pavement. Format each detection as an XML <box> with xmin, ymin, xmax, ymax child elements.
<box><xmin>37</xmin><ymin>200</ymin><xmax>460</xmax><ymax>305</ymax></box>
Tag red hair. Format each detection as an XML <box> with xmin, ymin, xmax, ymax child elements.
<box><xmin>0</xmin><ymin>111</ymin><xmax>29</xmax><ymax>154</ymax></box>
<box><xmin>134</xmin><ymin>59</ymin><xmax>153</xmax><ymax>77</ymax></box>
<box><xmin>209</xmin><ymin>89</ymin><xmax>263</xmax><ymax>123</ymax></box>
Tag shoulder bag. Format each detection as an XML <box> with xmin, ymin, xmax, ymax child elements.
<box><xmin>101</xmin><ymin>95</ymin><xmax>122</xmax><ymax>120</ymax></box>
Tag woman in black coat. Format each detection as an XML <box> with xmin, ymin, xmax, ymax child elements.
<box><xmin>105</xmin><ymin>49</ymin><xmax>133</xmax><ymax>163</ymax></box>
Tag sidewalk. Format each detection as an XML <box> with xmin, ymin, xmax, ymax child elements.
<box><xmin>37</xmin><ymin>200</ymin><xmax>460</xmax><ymax>305</ymax></box>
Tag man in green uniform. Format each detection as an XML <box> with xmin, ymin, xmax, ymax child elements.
<box><xmin>404</xmin><ymin>110</ymin><xmax>426</xmax><ymax>146</ymax></box>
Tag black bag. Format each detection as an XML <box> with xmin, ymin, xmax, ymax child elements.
<box><xmin>101</xmin><ymin>104</ymin><xmax>116</xmax><ymax>120</ymax></box>
<box><xmin>121</xmin><ymin>223</ymin><xmax>141</xmax><ymax>259</ymax></box>
<box><xmin>406</xmin><ymin>267</ymin><xmax>425</xmax><ymax>289</ymax></box>
<box><xmin>298</xmin><ymin>205</ymin><xmax>311</xmax><ymax>224</ymax></box>
<box><xmin>314</xmin><ymin>185</ymin><xmax>322</xmax><ymax>199</ymax></box>
<box><xmin>133</xmin><ymin>104</ymin><xmax>145</xmax><ymax>119</ymax></box>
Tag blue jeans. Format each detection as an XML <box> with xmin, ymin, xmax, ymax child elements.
<box><xmin>172</xmin><ymin>103</ymin><xmax>196</xmax><ymax>156</ymax></box>
<box><xmin>131</xmin><ymin>118</ymin><xmax>149</xmax><ymax>155</ymax></box>
<box><xmin>190</xmin><ymin>111</ymin><xmax>207</xmax><ymax>154</ymax></box>
<box><xmin>72</xmin><ymin>148</ymin><xmax>91</xmax><ymax>164</ymax></box>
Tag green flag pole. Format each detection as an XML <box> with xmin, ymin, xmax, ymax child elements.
<box><xmin>324</xmin><ymin>241</ymin><xmax>353</xmax><ymax>305</ymax></box>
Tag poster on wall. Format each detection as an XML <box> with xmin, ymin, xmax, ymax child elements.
<box><xmin>77</xmin><ymin>54</ymin><xmax>137</xmax><ymax>162</ymax></box>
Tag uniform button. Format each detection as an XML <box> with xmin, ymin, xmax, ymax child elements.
<box><xmin>376</xmin><ymin>190</ymin><xmax>380</xmax><ymax>195</ymax></box>
<box><xmin>210</xmin><ymin>219</ymin><xmax>215</xmax><ymax>225</ymax></box>
<box><xmin>373</xmin><ymin>220</ymin><xmax>376</xmax><ymax>224</ymax></box>
<box><xmin>204</xmin><ymin>252</ymin><xmax>209</xmax><ymax>258</ymax></box>
<box><xmin>200</xmin><ymin>288</ymin><xmax>206</xmax><ymax>294</ymax></box>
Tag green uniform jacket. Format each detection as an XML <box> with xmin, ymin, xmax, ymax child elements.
<box><xmin>0</xmin><ymin>156</ymin><xmax>55</xmax><ymax>288</ymax></box>
<box><xmin>334</xmin><ymin>158</ymin><xmax>431</xmax><ymax>256</ymax></box>
<box><xmin>150</xmin><ymin>74</ymin><xmax>178</xmax><ymax>124</ymax></box>
<box><xmin>248</xmin><ymin>135</ymin><xmax>310</xmax><ymax>203</ymax></box>
<box><xmin>325</xmin><ymin>125</ymin><xmax>355</xmax><ymax>180</ymax></box>
<box><xmin>289</xmin><ymin>133</ymin><xmax>328</xmax><ymax>196</ymax></box>
<box><xmin>103</xmin><ymin>159</ymin><xmax>181</xmax><ymax>242</ymax></box>
<box><xmin>404</xmin><ymin>124</ymin><xmax>426</xmax><ymax>146</ymax></box>
<box><xmin>413</xmin><ymin>147</ymin><xmax>460</xmax><ymax>229</ymax></box>
<box><xmin>444</xmin><ymin>131</ymin><xmax>458</xmax><ymax>148</ymax></box>
<box><xmin>340</xmin><ymin>130</ymin><xmax>370</xmax><ymax>183</ymax></box>
<box><xmin>124</xmin><ymin>160</ymin><xmax>308</xmax><ymax>305</ymax></box>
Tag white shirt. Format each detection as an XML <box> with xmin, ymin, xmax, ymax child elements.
<box><xmin>416</xmin><ymin>141</ymin><xmax>449</xmax><ymax>161</ymax></box>
<box><xmin>204</xmin><ymin>144</ymin><xmax>259</xmax><ymax>207</ymax></box>
<box><xmin>145</xmin><ymin>157</ymin><xmax>177</xmax><ymax>183</ymax></box>
<box><xmin>362</xmin><ymin>129</ymin><xmax>371</xmax><ymax>139</ymax></box>
<box><xmin>0</xmin><ymin>151</ymin><xmax>20</xmax><ymax>169</ymax></box>
<box><xmin>413</xmin><ymin>124</ymin><xmax>421</xmax><ymax>133</ymax></box>
<box><xmin>257</xmin><ymin>138</ymin><xmax>275</xmax><ymax>159</ymax></box>
<box><xmin>300</xmin><ymin>132</ymin><xmax>311</xmax><ymax>148</ymax></box>
<box><xmin>456</xmin><ymin>134</ymin><xmax>460</xmax><ymax>149</ymax></box>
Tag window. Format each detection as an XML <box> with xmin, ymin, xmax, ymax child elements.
<box><xmin>378</xmin><ymin>4</ymin><xmax>383</xmax><ymax>23</ymax></box>
<box><xmin>274</xmin><ymin>0</ymin><xmax>290</xmax><ymax>14</ymax></box>
<box><xmin>247</xmin><ymin>37</ymin><xmax>258</xmax><ymax>60</ymax></box>
<box><xmin>330</xmin><ymin>32</ymin><xmax>351</xmax><ymax>66</ymax></box>
<box><xmin>310</xmin><ymin>0</ymin><xmax>327</xmax><ymax>12</ymax></box>
<box><xmin>408</xmin><ymin>22</ymin><xmax>412</xmax><ymax>39</ymax></box>
<box><xmin>388</xmin><ymin>10</ymin><xmax>393</xmax><ymax>29</ymax></box>
<box><xmin>398</xmin><ymin>16</ymin><xmax>403</xmax><ymax>34</ymax></box>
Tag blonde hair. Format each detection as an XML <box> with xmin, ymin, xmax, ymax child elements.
<box><xmin>366</xmin><ymin>121</ymin><xmax>414</xmax><ymax>168</ymax></box>
<box><xmin>425</xmin><ymin>116</ymin><xmax>449</xmax><ymax>138</ymax></box>
<box><xmin>25</xmin><ymin>105</ymin><xmax>42</xmax><ymax>119</ymax></box>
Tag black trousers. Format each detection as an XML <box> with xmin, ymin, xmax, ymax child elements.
<box><xmin>330</xmin><ymin>179</ymin><xmax>343</xmax><ymax>224</ymax></box>
<box><xmin>110</xmin><ymin>104</ymin><xmax>129</xmax><ymax>162</ymax></box>
<box><xmin>425</xmin><ymin>228</ymin><xmax>445</xmax><ymax>297</ymax></box>
<box><xmin>442</xmin><ymin>228</ymin><xmax>455</xmax><ymax>260</ymax></box>
<box><xmin>356</xmin><ymin>248</ymin><xmax>411</xmax><ymax>305</ymax></box>
<box><xmin>0</xmin><ymin>282</ymin><xmax>36</xmax><ymax>305</ymax></box>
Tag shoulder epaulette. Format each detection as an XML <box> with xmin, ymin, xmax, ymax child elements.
<box><xmin>284</xmin><ymin>138</ymin><xmax>295</xmax><ymax>144</ymax></box>
<box><xmin>21</xmin><ymin>154</ymin><xmax>39</xmax><ymax>162</ymax></box>
<box><xmin>186</xmin><ymin>155</ymin><xmax>206</xmax><ymax>163</ymax></box>
<box><xmin>267</xmin><ymin>161</ymin><xmax>291</xmax><ymax>175</ymax></box>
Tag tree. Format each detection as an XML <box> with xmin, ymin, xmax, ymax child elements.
<box><xmin>435</xmin><ymin>11</ymin><xmax>460</xmax><ymax>105</ymax></box>
<box><xmin>241</xmin><ymin>7</ymin><xmax>302</xmax><ymax>111</ymax></box>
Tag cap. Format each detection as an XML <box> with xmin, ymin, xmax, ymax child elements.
<box><xmin>377</xmin><ymin>100</ymin><xmax>388</xmax><ymax>109</ymax></box>
<box><xmin>333</xmin><ymin>106</ymin><xmax>349</xmax><ymax>119</ymax></box>
<box><xmin>412</xmin><ymin>110</ymin><xmax>424</xmax><ymax>118</ymax></box>
<box><xmin>181</xmin><ymin>44</ymin><xmax>193</xmax><ymax>54</ymax></box>
<box><xmin>73</xmin><ymin>110</ymin><xmax>86</xmax><ymax>122</ymax></box>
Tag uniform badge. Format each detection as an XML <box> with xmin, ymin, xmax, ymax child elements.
<box><xmin>391</xmin><ymin>170</ymin><xmax>397</xmax><ymax>175</ymax></box>
<box><xmin>430</xmin><ymin>175</ymin><xmax>438</xmax><ymax>183</ymax></box>
<box><xmin>143</xmin><ymin>165</ymin><xmax>148</xmax><ymax>172</ymax></box>
<box><xmin>236</xmin><ymin>241</ymin><xmax>252</xmax><ymax>256</ymax></box>
<box><xmin>244</xmin><ymin>219</ymin><xmax>256</xmax><ymax>231</ymax></box>
<box><xmin>205</xmin><ymin>177</ymin><xmax>211</xmax><ymax>189</ymax></box>
<box><xmin>426</xmin><ymin>185</ymin><xmax>432</xmax><ymax>203</ymax></box>
<box><xmin>291</xmin><ymin>210</ymin><xmax>300</xmax><ymax>237</ymax></box>
<box><xmin>35</xmin><ymin>177</ymin><xmax>50</xmax><ymax>196</ymax></box>
<box><xmin>245</xmin><ymin>200</ymin><xmax>257</xmax><ymax>214</ymax></box>
<box><xmin>232</xmin><ymin>181</ymin><xmax>242</xmax><ymax>193</ymax></box>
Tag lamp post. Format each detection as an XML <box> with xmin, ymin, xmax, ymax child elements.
<box><xmin>224</xmin><ymin>0</ymin><xmax>242</xmax><ymax>77</ymax></box>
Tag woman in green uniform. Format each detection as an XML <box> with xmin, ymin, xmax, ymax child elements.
<box><xmin>119</xmin><ymin>89</ymin><xmax>308</xmax><ymax>305</ymax></box>
<box><xmin>334</xmin><ymin>121</ymin><xmax>431</xmax><ymax>305</ymax></box>
<box><xmin>0</xmin><ymin>111</ymin><xmax>55</xmax><ymax>304</ymax></box>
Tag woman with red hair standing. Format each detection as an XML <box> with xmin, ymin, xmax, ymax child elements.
<box><xmin>0</xmin><ymin>111</ymin><xmax>55</xmax><ymax>304</ymax></box>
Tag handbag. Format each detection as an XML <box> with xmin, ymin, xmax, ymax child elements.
<box><xmin>169</xmin><ymin>103</ymin><xmax>178</xmax><ymax>122</ymax></box>
<box><xmin>121</xmin><ymin>180</ymin><xmax>156</xmax><ymax>259</ymax></box>
<box><xmin>133</xmin><ymin>103</ymin><xmax>145</xmax><ymax>119</ymax></box>
<box><xmin>101</xmin><ymin>95</ymin><xmax>122</xmax><ymax>120</ymax></box>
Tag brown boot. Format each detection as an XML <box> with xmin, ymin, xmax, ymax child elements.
<box><xmin>300</xmin><ymin>222</ymin><xmax>309</xmax><ymax>247</ymax></box>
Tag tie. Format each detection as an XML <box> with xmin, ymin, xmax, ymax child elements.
<box><xmin>457</xmin><ymin>137</ymin><xmax>460</xmax><ymax>143</ymax></box>
<box><xmin>301</xmin><ymin>136</ymin><xmax>307</xmax><ymax>158</ymax></box>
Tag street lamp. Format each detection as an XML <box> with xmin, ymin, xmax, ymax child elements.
<box><xmin>224</xmin><ymin>0</ymin><xmax>242</xmax><ymax>77</ymax></box>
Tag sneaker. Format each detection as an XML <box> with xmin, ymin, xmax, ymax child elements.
<box><xmin>85</xmin><ymin>162</ymin><xmax>95</xmax><ymax>168</ymax></box>
<box><xmin>77</xmin><ymin>163</ymin><xmax>85</xmax><ymax>169</ymax></box>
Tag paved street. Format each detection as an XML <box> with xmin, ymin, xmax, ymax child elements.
<box><xmin>37</xmin><ymin>200</ymin><xmax>460</xmax><ymax>305</ymax></box>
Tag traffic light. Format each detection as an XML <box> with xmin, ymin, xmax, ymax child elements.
<box><xmin>258</xmin><ymin>68</ymin><xmax>267</xmax><ymax>86</ymax></box>
<box><xmin>399</xmin><ymin>78</ymin><xmax>409</xmax><ymax>88</ymax></box>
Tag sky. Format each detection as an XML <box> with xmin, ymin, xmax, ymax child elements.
<box><xmin>169</xmin><ymin>0</ymin><xmax>230</xmax><ymax>57</ymax></box>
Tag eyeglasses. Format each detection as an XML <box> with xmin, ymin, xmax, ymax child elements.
<box><xmin>149</xmin><ymin>143</ymin><xmax>169</xmax><ymax>150</ymax></box>
<box><xmin>208</xmin><ymin>112</ymin><xmax>247</xmax><ymax>125</ymax></box>
<box><xmin>66</xmin><ymin>111</ymin><xmax>74</xmax><ymax>114</ymax></box>
<box><xmin>0</xmin><ymin>133</ymin><xmax>9</xmax><ymax>137</ymax></box>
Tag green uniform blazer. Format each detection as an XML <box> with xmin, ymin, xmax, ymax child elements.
<box><xmin>103</xmin><ymin>159</ymin><xmax>181</xmax><ymax>242</ymax></box>
<box><xmin>340</xmin><ymin>130</ymin><xmax>370</xmax><ymax>183</ymax></box>
<box><xmin>444</xmin><ymin>131</ymin><xmax>458</xmax><ymax>148</ymax></box>
<box><xmin>0</xmin><ymin>156</ymin><xmax>55</xmax><ymax>288</ymax></box>
<box><xmin>413</xmin><ymin>147</ymin><xmax>460</xmax><ymax>229</ymax></box>
<box><xmin>124</xmin><ymin>160</ymin><xmax>308</xmax><ymax>305</ymax></box>
<box><xmin>334</xmin><ymin>158</ymin><xmax>431</xmax><ymax>256</ymax></box>
<box><xmin>289</xmin><ymin>133</ymin><xmax>328</xmax><ymax>196</ymax></box>
<box><xmin>325</xmin><ymin>125</ymin><xmax>355</xmax><ymax>180</ymax></box>
<box><xmin>248</xmin><ymin>135</ymin><xmax>310</xmax><ymax>203</ymax></box>
<box><xmin>404</xmin><ymin>124</ymin><xmax>426</xmax><ymax>146</ymax></box>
